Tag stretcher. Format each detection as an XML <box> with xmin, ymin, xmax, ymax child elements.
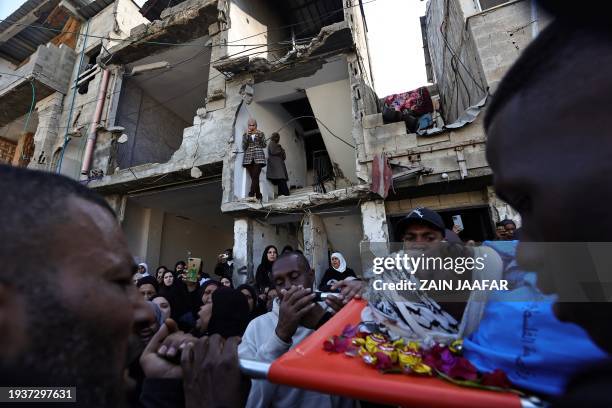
<box><xmin>240</xmin><ymin>299</ymin><xmax>543</xmax><ymax>408</ymax></box>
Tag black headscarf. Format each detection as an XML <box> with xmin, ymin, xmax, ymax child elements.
<box><xmin>255</xmin><ymin>245</ymin><xmax>277</xmax><ymax>294</ymax></box>
<box><xmin>236</xmin><ymin>283</ymin><xmax>267</xmax><ymax>320</ymax></box>
<box><xmin>207</xmin><ymin>287</ymin><xmax>250</xmax><ymax>338</ymax></box>
<box><xmin>201</xmin><ymin>279</ymin><xmax>221</xmax><ymax>293</ymax></box>
<box><xmin>136</xmin><ymin>275</ymin><xmax>159</xmax><ymax>292</ymax></box>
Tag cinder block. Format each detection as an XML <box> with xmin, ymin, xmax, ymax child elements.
<box><xmin>398</xmin><ymin>198</ymin><xmax>414</xmax><ymax>211</ymax></box>
<box><xmin>395</xmin><ymin>133</ymin><xmax>418</xmax><ymax>151</ymax></box>
<box><xmin>362</xmin><ymin>113</ymin><xmax>383</xmax><ymax>129</ymax></box>
<box><xmin>385</xmin><ymin>200</ymin><xmax>401</xmax><ymax>215</ymax></box>
<box><xmin>412</xmin><ymin>195</ymin><xmax>441</xmax><ymax>209</ymax></box>
<box><xmin>450</xmin><ymin>192</ymin><xmax>471</xmax><ymax>205</ymax></box>
<box><xmin>417</xmin><ymin>132</ymin><xmax>450</xmax><ymax>146</ymax></box>
<box><xmin>465</xmin><ymin>151</ymin><xmax>489</xmax><ymax>169</ymax></box>
<box><xmin>375</xmin><ymin>121</ymin><xmax>407</xmax><ymax>138</ymax></box>
<box><xmin>468</xmin><ymin>190</ymin><xmax>487</xmax><ymax>204</ymax></box>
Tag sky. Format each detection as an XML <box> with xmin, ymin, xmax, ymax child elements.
<box><xmin>0</xmin><ymin>0</ymin><xmax>428</xmax><ymax>96</ymax></box>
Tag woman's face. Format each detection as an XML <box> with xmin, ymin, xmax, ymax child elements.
<box><xmin>137</xmin><ymin>265</ymin><xmax>146</xmax><ymax>274</ymax></box>
<box><xmin>241</xmin><ymin>288</ymin><xmax>254</xmax><ymax>312</ymax></box>
<box><xmin>152</xmin><ymin>296</ymin><xmax>171</xmax><ymax>321</ymax></box>
<box><xmin>156</xmin><ymin>268</ymin><xmax>167</xmax><ymax>282</ymax></box>
<box><xmin>201</xmin><ymin>284</ymin><xmax>218</xmax><ymax>305</ymax></box>
<box><xmin>267</xmin><ymin>247</ymin><xmax>277</xmax><ymax>262</ymax></box>
<box><xmin>132</xmin><ymin>272</ymin><xmax>142</xmax><ymax>285</ymax></box>
<box><xmin>331</xmin><ymin>256</ymin><xmax>341</xmax><ymax>270</ymax></box>
<box><xmin>163</xmin><ymin>272</ymin><xmax>174</xmax><ymax>287</ymax></box>
<box><xmin>221</xmin><ymin>277</ymin><xmax>231</xmax><ymax>287</ymax></box>
<box><xmin>139</xmin><ymin>284</ymin><xmax>156</xmax><ymax>301</ymax></box>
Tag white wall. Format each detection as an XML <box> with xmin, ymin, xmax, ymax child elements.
<box><xmin>123</xmin><ymin>199</ymin><xmax>150</xmax><ymax>262</ymax></box>
<box><xmin>159</xmin><ymin>214</ymin><xmax>234</xmax><ymax>275</ymax></box>
<box><xmin>228</xmin><ymin>0</ymin><xmax>286</xmax><ymax>60</ymax></box>
<box><xmin>233</xmin><ymin>102</ymin><xmax>307</xmax><ymax>200</ymax></box>
<box><xmin>122</xmin><ymin>198</ymin><xmax>234</xmax><ymax>274</ymax></box>
<box><xmin>322</xmin><ymin>214</ymin><xmax>364</xmax><ymax>276</ymax></box>
<box><xmin>305</xmin><ymin>79</ymin><xmax>357</xmax><ymax>183</ymax></box>
<box><xmin>252</xmin><ymin>221</ymin><xmax>300</xmax><ymax>272</ymax></box>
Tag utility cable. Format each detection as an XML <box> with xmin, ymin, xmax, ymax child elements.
<box><xmin>0</xmin><ymin>0</ymin><xmax>379</xmax><ymax>49</ymax></box>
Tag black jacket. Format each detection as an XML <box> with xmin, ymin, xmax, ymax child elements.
<box><xmin>318</xmin><ymin>267</ymin><xmax>357</xmax><ymax>292</ymax></box>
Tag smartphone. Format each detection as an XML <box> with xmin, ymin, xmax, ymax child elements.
<box><xmin>313</xmin><ymin>291</ymin><xmax>336</xmax><ymax>302</ymax></box>
<box><xmin>452</xmin><ymin>215</ymin><xmax>464</xmax><ymax>232</ymax></box>
<box><xmin>186</xmin><ymin>257</ymin><xmax>201</xmax><ymax>282</ymax></box>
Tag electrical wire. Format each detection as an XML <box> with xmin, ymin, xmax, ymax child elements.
<box><xmin>0</xmin><ymin>71</ymin><xmax>36</xmax><ymax>145</ymax></box>
<box><xmin>4</xmin><ymin>0</ymin><xmax>373</xmax><ymax>175</ymax></box>
<box><xmin>273</xmin><ymin>116</ymin><xmax>355</xmax><ymax>149</ymax></box>
<box><xmin>0</xmin><ymin>0</ymin><xmax>379</xmax><ymax>49</ymax></box>
<box><xmin>57</xmin><ymin>19</ymin><xmax>90</xmax><ymax>174</ymax></box>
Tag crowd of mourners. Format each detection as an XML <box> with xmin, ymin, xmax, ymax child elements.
<box><xmin>0</xmin><ymin>3</ymin><xmax>611</xmax><ymax>407</ymax></box>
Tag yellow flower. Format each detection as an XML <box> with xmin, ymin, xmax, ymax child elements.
<box><xmin>450</xmin><ymin>339</ymin><xmax>463</xmax><ymax>354</ymax></box>
<box><xmin>411</xmin><ymin>363</ymin><xmax>433</xmax><ymax>375</ymax></box>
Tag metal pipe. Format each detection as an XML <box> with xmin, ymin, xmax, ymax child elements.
<box><xmin>57</xmin><ymin>19</ymin><xmax>89</xmax><ymax>174</ymax></box>
<box><xmin>530</xmin><ymin>0</ymin><xmax>539</xmax><ymax>38</ymax></box>
<box><xmin>239</xmin><ymin>359</ymin><xmax>270</xmax><ymax>379</ymax></box>
<box><xmin>80</xmin><ymin>68</ymin><xmax>111</xmax><ymax>176</ymax></box>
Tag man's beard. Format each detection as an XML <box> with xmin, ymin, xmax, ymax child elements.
<box><xmin>11</xmin><ymin>284</ymin><xmax>126</xmax><ymax>407</ymax></box>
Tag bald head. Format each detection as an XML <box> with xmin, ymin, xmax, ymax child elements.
<box><xmin>271</xmin><ymin>252</ymin><xmax>314</xmax><ymax>291</ymax></box>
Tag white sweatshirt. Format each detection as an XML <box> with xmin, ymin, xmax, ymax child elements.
<box><xmin>238</xmin><ymin>300</ymin><xmax>354</xmax><ymax>408</ymax></box>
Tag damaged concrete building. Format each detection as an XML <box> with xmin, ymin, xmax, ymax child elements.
<box><xmin>0</xmin><ymin>0</ymin><xmax>548</xmax><ymax>282</ymax></box>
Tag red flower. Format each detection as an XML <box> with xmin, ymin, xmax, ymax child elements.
<box><xmin>447</xmin><ymin>357</ymin><xmax>478</xmax><ymax>381</ymax></box>
<box><xmin>481</xmin><ymin>369</ymin><xmax>512</xmax><ymax>388</ymax></box>
<box><xmin>374</xmin><ymin>352</ymin><xmax>394</xmax><ymax>370</ymax></box>
<box><xmin>323</xmin><ymin>335</ymin><xmax>353</xmax><ymax>353</ymax></box>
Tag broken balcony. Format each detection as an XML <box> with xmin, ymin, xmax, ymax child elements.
<box><xmin>224</xmin><ymin>56</ymin><xmax>365</xmax><ymax>213</ymax></box>
<box><xmin>213</xmin><ymin>0</ymin><xmax>352</xmax><ymax>83</ymax></box>
<box><xmin>360</xmin><ymin>95</ymin><xmax>491</xmax><ymax>189</ymax></box>
<box><xmin>0</xmin><ymin>43</ymin><xmax>76</xmax><ymax>127</ymax></box>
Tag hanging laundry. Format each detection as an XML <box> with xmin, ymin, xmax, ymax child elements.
<box><xmin>370</xmin><ymin>153</ymin><xmax>393</xmax><ymax>199</ymax></box>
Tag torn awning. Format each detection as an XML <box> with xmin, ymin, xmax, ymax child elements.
<box><xmin>417</xmin><ymin>94</ymin><xmax>488</xmax><ymax>137</ymax></box>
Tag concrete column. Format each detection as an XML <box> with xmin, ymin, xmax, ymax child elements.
<box><xmin>105</xmin><ymin>194</ymin><xmax>128</xmax><ymax>222</ymax></box>
<box><xmin>145</xmin><ymin>208</ymin><xmax>164</xmax><ymax>268</ymax></box>
<box><xmin>303</xmin><ymin>213</ymin><xmax>329</xmax><ymax>286</ymax></box>
<box><xmin>29</xmin><ymin>92</ymin><xmax>64</xmax><ymax>171</ymax></box>
<box><xmin>361</xmin><ymin>200</ymin><xmax>389</xmax><ymax>242</ymax></box>
<box><xmin>205</xmin><ymin>23</ymin><xmax>229</xmax><ymax>112</ymax></box>
<box><xmin>360</xmin><ymin>200</ymin><xmax>390</xmax><ymax>262</ymax></box>
<box><xmin>487</xmin><ymin>186</ymin><xmax>522</xmax><ymax>226</ymax></box>
<box><xmin>233</xmin><ymin>218</ymin><xmax>253</xmax><ymax>285</ymax></box>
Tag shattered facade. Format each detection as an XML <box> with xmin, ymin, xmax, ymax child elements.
<box><xmin>0</xmin><ymin>0</ymin><xmax>544</xmax><ymax>282</ymax></box>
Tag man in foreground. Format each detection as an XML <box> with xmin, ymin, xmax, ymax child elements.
<box><xmin>0</xmin><ymin>165</ymin><xmax>236</xmax><ymax>408</ymax></box>
<box><xmin>0</xmin><ymin>165</ymin><xmax>138</xmax><ymax>406</ymax></box>
<box><xmin>484</xmin><ymin>4</ymin><xmax>612</xmax><ymax>404</ymax></box>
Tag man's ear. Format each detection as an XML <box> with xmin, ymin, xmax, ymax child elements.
<box><xmin>0</xmin><ymin>284</ymin><xmax>28</xmax><ymax>359</ymax></box>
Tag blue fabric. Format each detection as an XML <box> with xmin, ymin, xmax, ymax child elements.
<box><xmin>464</xmin><ymin>241</ymin><xmax>608</xmax><ymax>396</ymax></box>
<box><xmin>417</xmin><ymin>113</ymin><xmax>433</xmax><ymax>131</ymax></box>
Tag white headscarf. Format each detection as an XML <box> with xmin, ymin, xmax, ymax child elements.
<box><xmin>330</xmin><ymin>252</ymin><xmax>347</xmax><ymax>273</ymax></box>
<box><xmin>138</xmin><ymin>262</ymin><xmax>149</xmax><ymax>276</ymax></box>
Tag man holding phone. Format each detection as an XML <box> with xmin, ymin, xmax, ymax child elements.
<box><xmin>238</xmin><ymin>252</ymin><xmax>352</xmax><ymax>408</ymax></box>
